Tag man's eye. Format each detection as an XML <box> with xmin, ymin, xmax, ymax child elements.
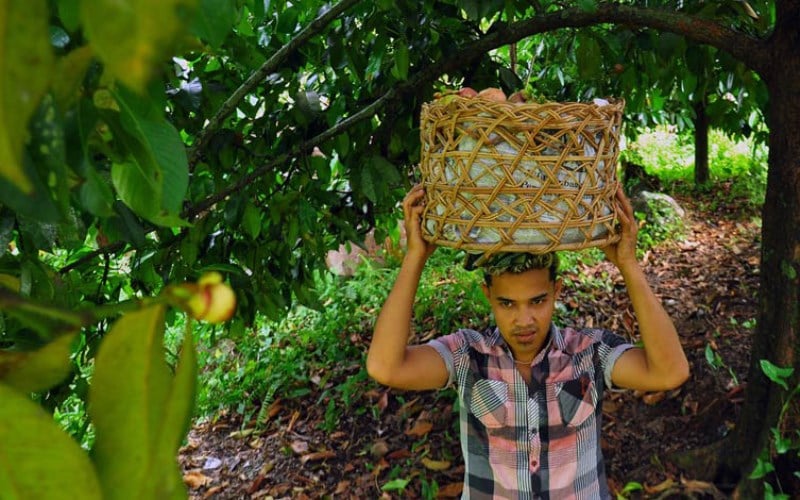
<box><xmin>500</xmin><ymin>301</ymin><xmax>512</xmax><ymax>308</ymax></box>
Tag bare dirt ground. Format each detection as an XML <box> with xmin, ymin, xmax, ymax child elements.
<box><xmin>179</xmin><ymin>188</ymin><xmax>762</xmax><ymax>499</ymax></box>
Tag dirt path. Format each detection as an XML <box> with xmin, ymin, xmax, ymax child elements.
<box><xmin>179</xmin><ymin>193</ymin><xmax>761</xmax><ymax>499</ymax></box>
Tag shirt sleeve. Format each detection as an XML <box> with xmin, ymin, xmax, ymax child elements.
<box><xmin>595</xmin><ymin>329</ymin><xmax>635</xmax><ymax>389</ymax></box>
<box><xmin>426</xmin><ymin>330</ymin><xmax>469</xmax><ymax>389</ymax></box>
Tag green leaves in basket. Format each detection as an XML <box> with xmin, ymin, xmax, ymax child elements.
<box><xmin>464</xmin><ymin>251</ymin><xmax>558</xmax><ymax>273</ymax></box>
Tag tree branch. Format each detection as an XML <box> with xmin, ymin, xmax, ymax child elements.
<box><xmin>62</xmin><ymin>2</ymin><xmax>769</xmax><ymax>274</ymax></box>
<box><xmin>187</xmin><ymin>0</ymin><xmax>364</xmax><ymax>168</ymax></box>
<box><xmin>495</xmin><ymin>4</ymin><xmax>769</xmax><ymax>75</ymax></box>
<box><xmin>185</xmin><ymin>90</ymin><xmax>398</xmax><ymax>218</ymax></box>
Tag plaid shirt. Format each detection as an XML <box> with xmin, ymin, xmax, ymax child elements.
<box><xmin>429</xmin><ymin>324</ymin><xmax>633</xmax><ymax>499</ymax></box>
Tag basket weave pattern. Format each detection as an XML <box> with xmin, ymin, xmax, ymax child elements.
<box><xmin>419</xmin><ymin>97</ymin><xmax>624</xmax><ymax>254</ymax></box>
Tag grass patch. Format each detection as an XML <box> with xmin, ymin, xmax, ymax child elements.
<box><xmin>623</xmin><ymin>127</ymin><xmax>768</xmax><ymax>208</ymax></box>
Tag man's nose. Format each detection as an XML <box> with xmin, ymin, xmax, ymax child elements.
<box><xmin>515</xmin><ymin>304</ymin><xmax>537</xmax><ymax>325</ymax></box>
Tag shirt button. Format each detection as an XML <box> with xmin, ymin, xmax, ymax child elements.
<box><xmin>531</xmin><ymin>459</ymin><xmax>538</xmax><ymax>467</ymax></box>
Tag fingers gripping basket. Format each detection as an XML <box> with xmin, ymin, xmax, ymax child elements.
<box><xmin>419</xmin><ymin>96</ymin><xmax>625</xmax><ymax>256</ymax></box>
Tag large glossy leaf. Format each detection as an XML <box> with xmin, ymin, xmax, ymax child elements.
<box><xmin>81</xmin><ymin>0</ymin><xmax>197</xmax><ymax>92</ymax></box>
<box><xmin>154</xmin><ymin>328</ymin><xmax>197</xmax><ymax>498</ymax></box>
<box><xmin>0</xmin><ymin>0</ymin><xmax>53</xmax><ymax>193</ymax></box>
<box><xmin>0</xmin><ymin>383</ymin><xmax>102</xmax><ymax>499</ymax></box>
<box><xmin>0</xmin><ymin>332</ymin><xmax>76</xmax><ymax>394</ymax></box>
<box><xmin>89</xmin><ymin>305</ymin><xmax>195</xmax><ymax>500</ymax></box>
<box><xmin>111</xmin><ymin>87</ymin><xmax>189</xmax><ymax>225</ymax></box>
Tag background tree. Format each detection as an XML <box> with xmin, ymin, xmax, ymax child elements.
<box><xmin>1</xmin><ymin>0</ymin><xmax>797</xmax><ymax>496</ymax></box>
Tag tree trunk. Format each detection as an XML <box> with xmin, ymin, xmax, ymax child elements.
<box><xmin>719</xmin><ymin>6</ymin><xmax>800</xmax><ymax>496</ymax></box>
<box><xmin>693</xmin><ymin>100</ymin><xmax>710</xmax><ymax>186</ymax></box>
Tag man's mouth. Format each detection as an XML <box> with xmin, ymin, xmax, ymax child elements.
<box><xmin>515</xmin><ymin>331</ymin><xmax>536</xmax><ymax>342</ymax></box>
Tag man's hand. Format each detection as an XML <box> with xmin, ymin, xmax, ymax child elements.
<box><xmin>601</xmin><ymin>185</ymin><xmax>638</xmax><ymax>271</ymax></box>
<box><xmin>403</xmin><ymin>183</ymin><xmax>437</xmax><ymax>261</ymax></box>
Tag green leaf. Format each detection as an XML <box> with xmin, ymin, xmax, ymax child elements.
<box><xmin>191</xmin><ymin>0</ymin><xmax>237</xmax><ymax>48</ymax></box>
<box><xmin>771</xmin><ymin>427</ymin><xmax>792</xmax><ymax>455</ymax></box>
<box><xmin>52</xmin><ymin>46</ymin><xmax>94</xmax><ymax>111</ymax></box>
<box><xmin>760</xmin><ymin>359</ymin><xmax>794</xmax><ymax>390</ymax></box>
<box><xmin>309</xmin><ymin>155</ymin><xmax>330</xmax><ymax>185</ymax></box>
<box><xmin>0</xmin><ymin>383</ymin><xmax>102</xmax><ymax>499</ymax></box>
<box><xmin>153</xmin><ymin>328</ymin><xmax>196</xmax><ymax>498</ymax></box>
<box><xmin>276</xmin><ymin>5</ymin><xmax>299</xmax><ymax>33</ymax></box>
<box><xmin>89</xmin><ymin>305</ymin><xmax>192</xmax><ymax>500</ymax></box>
<box><xmin>381</xmin><ymin>478</ymin><xmax>410</xmax><ymax>491</ymax></box>
<box><xmin>763</xmin><ymin>481</ymin><xmax>790</xmax><ymax>500</ymax></box>
<box><xmin>110</xmin><ymin>86</ymin><xmax>189</xmax><ymax>224</ymax></box>
<box><xmin>620</xmin><ymin>481</ymin><xmax>644</xmax><ymax>493</ymax></box>
<box><xmin>366</xmin><ymin>36</ymin><xmax>388</xmax><ymax>80</ymax></box>
<box><xmin>576</xmin><ymin>0</ymin><xmax>598</xmax><ymax>13</ymax></box>
<box><xmin>749</xmin><ymin>454</ymin><xmax>774</xmax><ymax>479</ymax></box>
<box><xmin>682</xmin><ymin>72</ymin><xmax>698</xmax><ymax>97</ymax></box>
<box><xmin>81</xmin><ymin>0</ymin><xmax>197</xmax><ymax>92</ymax></box>
<box><xmin>29</xmin><ymin>94</ymin><xmax>70</xmax><ymax>217</ymax></box>
<box><xmin>392</xmin><ymin>43</ymin><xmax>410</xmax><ymax>80</ymax></box>
<box><xmin>0</xmin><ymin>0</ymin><xmax>54</xmax><ymax>193</ymax></box>
<box><xmin>704</xmin><ymin>344</ymin><xmax>719</xmax><ymax>369</ymax></box>
<box><xmin>371</xmin><ymin>155</ymin><xmax>401</xmax><ymax>185</ymax></box>
<box><xmin>0</xmin><ymin>152</ymin><xmax>61</xmax><ymax>223</ymax></box>
<box><xmin>360</xmin><ymin>164</ymin><xmax>378</xmax><ymax>203</ymax></box>
<box><xmin>79</xmin><ymin>165</ymin><xmax>115</xmax><ymax>217</ymax></box>
<box><xmin>57</xmin><ymin>0</ymin><xmax>82</xmax><ymax>32</ymax></box>
<box><xmin>334</xmin><ymin>132</ymin><xmax>350</xmax><ymax>157</ymax></box>
<box><xmin>781</xmin><ymin>260</ymin><xmax>797</xmax><ymax>280</ymax></box>
<box><xmin>242</xmin><ymin>203</ymin><xmax>263</xmax><ymax>239</ymax></box>
<box><xmin>112</xmin><ymin>199</ymin><xmax>147</xmax><ymax>248</ymax></box>
<box><xmin>0</xmin><ymin>332</ymin><xmax>76</xmax><ymax>394</ymax></box>
<box><xmin>576</xmin><ymin>34</ymin><xmax>602</xmax><ymax>79</ymax></box>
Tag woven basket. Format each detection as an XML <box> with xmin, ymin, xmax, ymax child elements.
<box><xmin>419</xmin><ymin>95</ymin><xmax>624</xmax><ymax>257</ymax></box>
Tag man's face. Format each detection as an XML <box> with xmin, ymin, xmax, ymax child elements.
<box><xmin>481</xmin><ymin>267</ymin><xmax>561</xmax><ymax>363</ymax></box>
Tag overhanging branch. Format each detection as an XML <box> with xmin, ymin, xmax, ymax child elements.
<box><xmin>62</xmin><ymin>2</ymin><xmax>770</xmax><ymax>274</ymax></box>
<box><xmin>496</xmin><ymin>4</ymin><xmax>769</xmax><ymax>75</ymax></box>
<box><xmin>187</xmin><ymin>0</ymin><xmax>364</xmax><ymax>168</ymax></box>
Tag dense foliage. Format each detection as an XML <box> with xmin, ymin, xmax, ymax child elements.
<box><xmin>1</xmin><ymin>0</ymin><xmax>796</xmax><ymax>497</ymax></box>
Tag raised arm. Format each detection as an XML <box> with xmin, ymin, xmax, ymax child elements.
<box><xmin>366</xmin><ymin>184</ymin><xmax>449</xmax><ymax>390</ymax></box>
<box><xmin>603</xmin><ymin>186</ymin><xmax>690</xmax><ymax>391</ymax></box>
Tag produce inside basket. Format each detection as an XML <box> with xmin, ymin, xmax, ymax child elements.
<box><xmin>418</xmin><ymin>87</ymin><xmax>624</xmax><ymax>255</ymax></box>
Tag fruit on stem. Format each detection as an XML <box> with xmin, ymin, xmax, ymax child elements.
<box><xmin>184</xmin><ymin>272</ymin><xmax>237</xmax><ymax>323</ymax></box>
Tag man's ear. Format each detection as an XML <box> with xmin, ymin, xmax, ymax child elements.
<box><xmin>481</xmin><ymin>282</ymin><xmax>490</xmax><ymax>300</ymax></box>
<box><xmin>554</xmin><ymin>278</ymin><xmax>563</xmax><ymax>298</ymax></box>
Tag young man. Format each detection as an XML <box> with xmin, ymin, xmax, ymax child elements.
<box><xmin>366</xmin><ymin>183</ymin><xmax>690</xmax><ymax>499</ymax></box>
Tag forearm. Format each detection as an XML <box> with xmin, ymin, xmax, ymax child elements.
<box><xmin>367</xmin><ymin>254</ymin><xmax>426</xmax><ymax>382</ymax></box>
<box><xmin>620</xmin><ymin>262</ymin><xmax>689</xmax><ymax>382</ymax></box>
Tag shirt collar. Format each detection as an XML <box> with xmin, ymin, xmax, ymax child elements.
<box><xmin>486</xmin><ymin>323</ymin><xmax>567</xmax><ymax>357</ymax></box>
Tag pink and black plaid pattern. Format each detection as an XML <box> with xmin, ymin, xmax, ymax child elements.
<box><xmin>429</xmin><ymin>325</ymin><xmax>633</xmax><ymax>499</ymax></box>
